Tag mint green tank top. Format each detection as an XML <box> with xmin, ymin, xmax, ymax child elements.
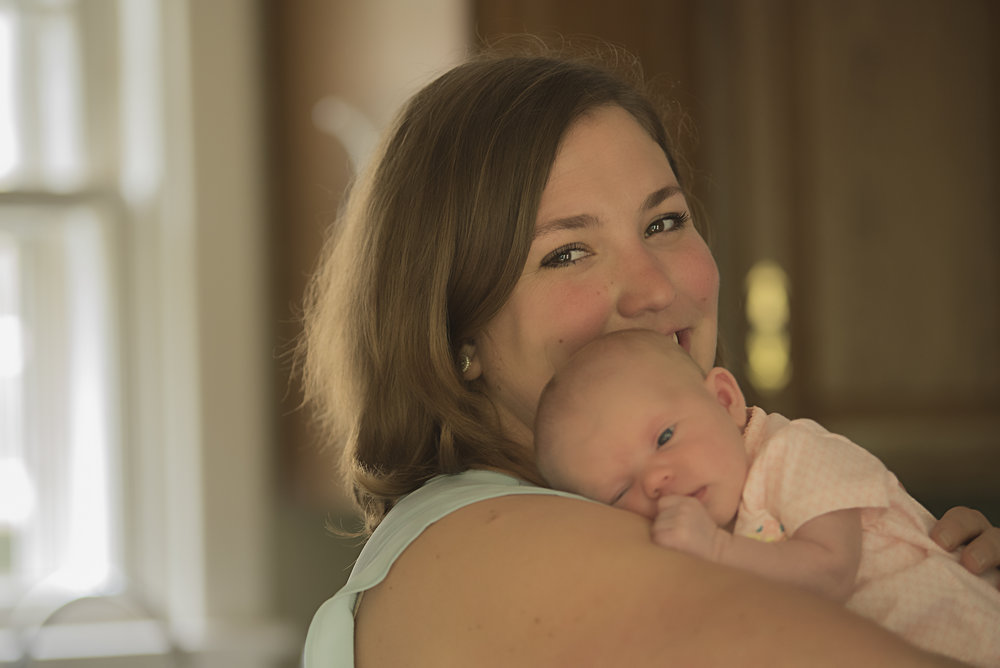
<box><xmin>302</xmin><ymin>470</ymin><xmax>588</xmax><ymax>666</ymax></box>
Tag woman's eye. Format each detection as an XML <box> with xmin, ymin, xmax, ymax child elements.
<box><xmin>657</xmin><ymin>427</ymin><xmax>674</xmax><ymax>447</ymax></box>
<box><xmin>541</xmin><ymin>244</ymin><xmax>589</xmax><ymax>268</ymax></box>
<box><xmin>645</xmin><ymin>212</ymin><xmax>690</xmax><ymax>238</ymax></box>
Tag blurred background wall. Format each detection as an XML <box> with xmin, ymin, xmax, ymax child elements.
<box><xmin>0</xmin><ymin>1</ymin><xmax>996</xmax><ymax>666</ymax></box>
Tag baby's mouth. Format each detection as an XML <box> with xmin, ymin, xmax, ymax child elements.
<box><xmin>673</xmin><ymin>329</ymin><xmax>691</xmax><ymax>353</ymax></box>
<box><xmin>688</xmin><ymin>486</ymin><xmax>707</xmax><ymax>503</ymax></box>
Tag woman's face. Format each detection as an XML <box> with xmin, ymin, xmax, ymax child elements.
<box><xmin>470</xmin><ymin>105</ymin><xmax>720</xmax><ymax>448</ymax></box>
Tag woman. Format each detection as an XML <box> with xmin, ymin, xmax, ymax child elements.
<box><xmin>301</xmin><ymin>43</ymin><xmax>999</xmax><ymax>666</ymax></box>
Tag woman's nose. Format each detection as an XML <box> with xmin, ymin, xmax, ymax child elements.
<box><xmin>615</xmin><ymin>247</ymin><xmax>676</xmax><ymax>318</ymax></box>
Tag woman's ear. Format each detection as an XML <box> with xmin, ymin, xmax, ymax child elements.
<box><xmin>704</xmin><ymin>367</ymin><xmax>748</xmax><ymax>429</ymax></box>
<box><xmin>458</xmin><ymin>342</ymin><xmax>482</xmax><ymax>380</ymax></box>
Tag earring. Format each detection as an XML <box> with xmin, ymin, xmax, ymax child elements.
<box><xmin>459</xmin><ymin>354</ymin><xmax>471</xmax><ymax>375</ymax></box>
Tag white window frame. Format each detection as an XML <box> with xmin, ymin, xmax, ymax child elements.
<box><xmin>1</xmin><ymin>1</ymin><xmax>297</xmax><ymax>665</ymax></box>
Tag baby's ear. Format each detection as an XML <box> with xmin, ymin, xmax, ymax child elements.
<box><xmin>704</xmin><ymin>367</ymin><xmax>748</xmax><ymax>428</ymax></box>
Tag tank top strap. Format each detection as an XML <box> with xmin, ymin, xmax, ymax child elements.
<box><xmin>303</xmin><ymin>470</ymin><xmax>589</xmax><ymax>666</ymax></box>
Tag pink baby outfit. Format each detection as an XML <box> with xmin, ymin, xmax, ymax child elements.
<box><xmin>736</xmin><ymin>407</ymin><xmax>1000</xmax><ymax>667</ymax></box>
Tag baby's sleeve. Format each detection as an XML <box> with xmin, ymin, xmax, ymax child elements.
<box><xmin>744</xmin><ymin>420</ymin><xmax>896</xmax><ymax>537</ymax></box>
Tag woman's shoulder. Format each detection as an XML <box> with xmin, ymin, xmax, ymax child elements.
<box><xmin>353</xmin><ymin>470</ymin><xmax>594</xmax><ymax>580</ymax></box>
<box><xmin>303</xmin><ymin>470</ymin><xmax>589</xmax><ymax>667</ymax></box>
<box><xmin>354</xmin><ymin>487</ymin><xmax>669</xmax><ymax>665</ymax></box>
<box><xmin>340</xmin><ymin>470</ymin><xmax>957</xmax><ymax>667</ymax></box>
<box><xmin>384</xmin><ymin>469</ymin><xmax>641</xmax><ymax>560</ymax></box>
<box><xmin>351</xmin><ymin>470</ymin><xmax>611</xmax><ymax>590</ymax></box>
<box><xmin>396</xmin><ymin>468</ymin><xmax>588</xmax><ymax>515</ymax></box>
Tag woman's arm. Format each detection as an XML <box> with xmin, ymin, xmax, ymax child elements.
<box><xmin>932</xmin><ymin>506</ymin><xmax>1000</xmax><ymax>580</ymax></box>
<box><xmin>355</xmin><ymin>494</ymin><xmax>968</xmax><ymax>667</ymax></box>
<box><xmin>651</xmin><ymin>495</ymin><xmax>862</xmax><ymax>601</ymax></box>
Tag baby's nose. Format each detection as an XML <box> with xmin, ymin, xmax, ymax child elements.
<box><xmin>641</xmin><ymin>464</ymin><xmax>672</xmax><ymax>499</ymax></box>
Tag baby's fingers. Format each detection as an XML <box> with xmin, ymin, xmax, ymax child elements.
<box><xmin>961</xmin><ymin>527</ymin><xmax>1000</xmax><ymax>576</ymax></box>
<box><xmin>656</xmin><ymin>494</ymin><xmax>702</xmax><ymax>514</ymax></box>
<box><xmin>931</xmin><ymin>506</ymin><xmax>1000</xmax><ymax>578</ymax></box>
<box><xmin>932</xmin><ymin>506</ymin><xmax>990</xmax><ymax>550</ymax></box>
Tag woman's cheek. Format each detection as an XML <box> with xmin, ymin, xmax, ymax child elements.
<box><xmin>693</xmin><ymin>261</ymin><xmax>720</xmax><ymax>312</ymax></box>
<box><xmin>541</xmin><ymin>280</ymin><xmax>613</xmax><ymax>370</ymax></box>
<box><xmin>696</xmin><ymin>242</ymin><xmax>721</xmax><ymax>300</ymax></box>
<box><xmin>682</xmin><ymin>243</ymin><xmax>721</xmax><ymax>370</ymax></box>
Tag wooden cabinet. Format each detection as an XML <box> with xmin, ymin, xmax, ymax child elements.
<box><xmin>692</xmin><ymin>0</ymin><xmax>1000</xmax><ymax>517</ymax></box>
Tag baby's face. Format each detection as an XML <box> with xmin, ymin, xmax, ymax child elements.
<box><xmin>539</xmin><ymin>342</ymin><xmax>748</xmax><ymax>525</ymax></box>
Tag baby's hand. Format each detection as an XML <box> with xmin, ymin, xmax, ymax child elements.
<box><xmin>650</xmin><ymin>495</ymin><xmax>725</xmax><ymax>560</ymax></box>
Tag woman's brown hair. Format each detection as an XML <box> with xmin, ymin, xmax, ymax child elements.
<box><xmin>300</xmin><ymin>39</ymin><xmax>690</xmax><ymax>533</ymax></box>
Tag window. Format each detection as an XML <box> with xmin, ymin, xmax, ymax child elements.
<box><xmin>0</xmin><ymin>1</ymin><xmax>293</xmax><ymax>665</ymax></box>
<box><xmin>0</xmin><ymin>0</ymin><xmax>121</xmax><ymax>613</ymax></box>
<box><xmin>0</xmin><ymin>203</ymin><xmax>121</xmax><ymax>602</ymax></box>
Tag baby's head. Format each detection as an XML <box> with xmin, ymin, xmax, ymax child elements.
<box><xmin>535</xmin><ymin>329</ymin><xmax>750</xmax><ymax>524</ymax></box>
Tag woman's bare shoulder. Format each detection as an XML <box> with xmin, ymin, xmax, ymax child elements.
<box><xmin>355</xmin><ymin>493</ymin><xmax>959</xmax><ymax>667</ymax></box>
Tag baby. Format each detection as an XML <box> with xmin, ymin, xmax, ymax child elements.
<box><xmin>535</xmin><ymin>329</ymin><xmax>1000</xmax><ymax>667</ymax></box>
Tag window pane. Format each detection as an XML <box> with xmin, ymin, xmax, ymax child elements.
<box><xmin>0</xmin><ymin>204</ymin><xmax>121</xmax><ymax>609</ymax></box>
<box><xmin>0</xmin><ymin>7</ymin><xmax>20</xmax><ymax>180</ymax></box>
<box><xmin>0</xmin><ymin>0</ymin><xmax>85</xmax><ymax>190</ymax></box>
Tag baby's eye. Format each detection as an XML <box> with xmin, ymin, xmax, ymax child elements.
<box><xmin>541</xmin><ymin>244</ymin><xmax>589</xmax><ymax>268</ymax></box>
<box><xmin>644</xmin><ymin>212</ymin><xmax>690</xmax><ymax>238</ymax></box>
<box><xmin>657</xmin><ymin>427</ymin><xmax>674</xmax><ymax>447</ymax></box>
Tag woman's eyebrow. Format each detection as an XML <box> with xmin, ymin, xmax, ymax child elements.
<box><xmin>641</xmin><ymin>185</ymin><xmax>684</xmax><ymax>212</ymax></box>
<box><xmin>533</xmin><ymin>185</ymin><xmax>684</xmax><ymax>241</ymax></box>
<box><xmin>533</xmin><ymin>213</ymin><xmax>596</xmax><ymax>240</ymax></box>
